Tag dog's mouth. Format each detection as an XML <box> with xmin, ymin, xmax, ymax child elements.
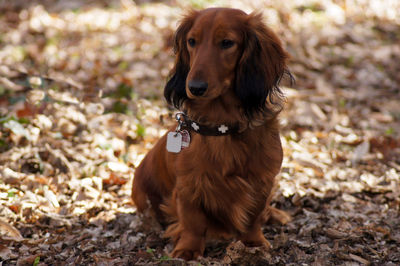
<box><xmin>186</xmin><ymin>89</ymin><xmax>207</xmax><ymax>99</ymax></box>
<box><xmin>186</xmin><ymin>79</ymin><xmax>233</xmax><ymax>100</ymax></box>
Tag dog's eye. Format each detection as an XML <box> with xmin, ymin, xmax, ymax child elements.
<box><xmin>221</xmin><ymin>39</ymin><xmax>234</xmax><ymax>49</ymax></box>
<box><xmin>188</xmin><ymin>38</ymin><xmax>196</xmax><ymax>47</ymax></box>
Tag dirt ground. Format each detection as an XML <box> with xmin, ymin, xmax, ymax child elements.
<box><xmin>0</xmin><ymin>0</ymin><xmax>399</xmax><ymax>265</ymax></box>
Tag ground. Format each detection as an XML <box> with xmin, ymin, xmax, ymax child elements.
<box><xmin>0</xmin><ymin>0</ymin><xmax>399</xmax><ymax>265</ymax></box>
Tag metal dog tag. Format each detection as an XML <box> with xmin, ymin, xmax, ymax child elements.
<box><xmin>166</xmin><ymin>132</ymin><xmax>182</xmax><ymax>153</ymax></box>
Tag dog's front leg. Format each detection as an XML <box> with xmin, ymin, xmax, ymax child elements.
<box><xmin>169</xmin><ymin>193</ymin><xmax>207</xmax><ymax>260</ymax></box>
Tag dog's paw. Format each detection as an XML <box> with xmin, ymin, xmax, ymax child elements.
<box><xmin>171</xmin><ymin>248</ymin><xmax>202</xmax><ymax>261</ymax></box>
<box><xmin>246</xmin><ymin>239</ymin><xmax>272</xmax><ymax>249</ymax></box>
<box><xmin>239</xmin><ymin>227</ymin><xmax>272</xmax><ymax>249</ymax></box>
<box><xmin>169</xmin><ymin>229</ymin><xmax>205</xmax><ymax>260</ymax></box>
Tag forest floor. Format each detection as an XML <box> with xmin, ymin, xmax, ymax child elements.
<box><xmin>0</xmin><ymin>0</ymin><xmax>399</xmax><ymax>265</ymax></box>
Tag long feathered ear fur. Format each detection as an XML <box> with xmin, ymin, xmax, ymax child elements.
<box><xmin>164</xmin><ymin>10</ymin><xmax>198</xmax><ymax>109</ymax></box>
<box><xmin>236</xmin><ymin>12</ymin><xmax>291</xmax><ymax>120</ymax></box>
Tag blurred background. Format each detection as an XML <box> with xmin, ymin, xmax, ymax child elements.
<box><xmin>0</xmin><ymin>0</ymin><xmax>399</xmax><ymax>264</ymax></box>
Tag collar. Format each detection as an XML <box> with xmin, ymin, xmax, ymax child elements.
<box><xmin>175</xmin><ymin>112</ymin><xmax>240</xmax><ymax>136</ymax></box>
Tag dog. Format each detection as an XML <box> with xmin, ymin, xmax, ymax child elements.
<box><xmin>132</xmin><ymin>7</ymin><xmax>292</xmax><ymax>260</ymax></box>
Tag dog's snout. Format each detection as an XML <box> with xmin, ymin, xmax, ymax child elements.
<box><xmin>188</xmin><ymin>80</ymin><xmax>208</xmax><ymax>96</ymax></box>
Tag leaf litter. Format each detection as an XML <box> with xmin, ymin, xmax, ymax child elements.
<box><xmin>0</xmin><ymin>0</ymin><xmax>399</xmax><ymax>265</ymax></box>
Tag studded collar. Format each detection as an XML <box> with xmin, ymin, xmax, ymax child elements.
<box><xmin>175</xmin><ymin>112</ymin><xmax>240</xmax><ymax>136</ymax></box>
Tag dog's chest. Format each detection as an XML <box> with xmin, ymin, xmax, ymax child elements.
<box><xmin>174</xmin><ymin>135</ymin><xmax>272</xmax><ymax>230</ymax></box>
<box><xmin>178</xmin><ymin>135</ymin><xmax>249</xmax><ymax>175</ymax></box>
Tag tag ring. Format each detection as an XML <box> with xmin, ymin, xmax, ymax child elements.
<box><xmin>175</xmin><ymin>112</ymin><xmax>185</xmax><ymax>122</ymax></box>
<box><xmin>174</xmin><ymin>112</ymin><xmax>185</xmax><ymax>135</ymax></box>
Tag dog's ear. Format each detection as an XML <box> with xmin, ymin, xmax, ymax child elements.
<box><xmin>164</xmin><ymin>10</ymin><xmax>198</xmax><ymax>109</ymax></box>
<box><xmin>236</xmin><ymin>12</ymin><xmax>290</xmax><ymax>119</ymax></box>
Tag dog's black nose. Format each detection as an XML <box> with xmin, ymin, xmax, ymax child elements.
<box><xmin>188</xmin><ymin>80</ymin><xmax>208</xmax><ymax>96</ymax></box>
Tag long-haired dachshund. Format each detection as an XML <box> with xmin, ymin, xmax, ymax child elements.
<box><xmin>132</xmin><ymin>7</ymin><xmax>292</xmax><ymax>260</ymax></box>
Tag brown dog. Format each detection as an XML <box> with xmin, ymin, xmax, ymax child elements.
<box><xmin>132</xmin><ymin>7</ymin><xmax>291</xmax><ymax>260</ymax></box>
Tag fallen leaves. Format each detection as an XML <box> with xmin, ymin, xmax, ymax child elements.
<box><xmin>0</xmin><ymin>219</ymin><xmax>24</xmax><ymax>241</ymax></box>
<box><xmin>223</xmin><ymin>241</ymin><xmax>271</xmax><ymax>265</ymax></box>
<box><xmin>103</xmin><ymin>172</ymin><xmax>128</xmax><ymax>186</ymax></box>
<box><xmin>0</xmin><ymin>0</ymin><xmax>399</xmax><ymax>265</ymax></box>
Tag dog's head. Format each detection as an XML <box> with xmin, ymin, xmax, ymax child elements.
<box><xmin>164</xmin><ymin>8</ymin><xmax>290</xmax><ymax>119</ymax></box>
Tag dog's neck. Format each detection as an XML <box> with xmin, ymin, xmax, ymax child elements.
<box><xmin>183</xmin><ymin>91</ymin><xmax>276</xmax><ymax>131</ymax></box>
<box><xmin>183</xmin><ymin>91</ymin><xmax>244</xmax><ymax>126</ymax></box>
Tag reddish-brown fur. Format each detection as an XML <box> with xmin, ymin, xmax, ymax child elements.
<box><xmin>132</xmin><ymin>8</ymin><xmax>291</xmax><ymax>260</ymax></box>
